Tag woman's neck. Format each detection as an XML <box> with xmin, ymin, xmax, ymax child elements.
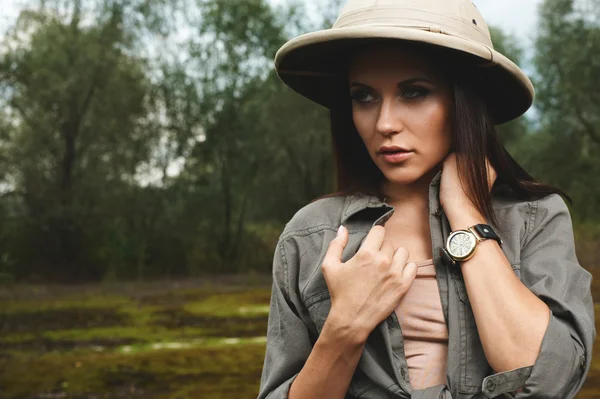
<box><xmin>381</xmin><ymin>166</ymin><xmax>440</xmax><ymax>211</ymax></box>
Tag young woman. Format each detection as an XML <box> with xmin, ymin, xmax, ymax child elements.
<box><xmin>258</xmin><ymin>1</ymin><xmax>595</xmax><ymax>398</ymax></box>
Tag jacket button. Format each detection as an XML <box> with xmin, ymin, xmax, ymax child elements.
<box><xmin>485</xmin><ymin>379</ymin><xmax>496</xmax><ymax>391</ymax></box>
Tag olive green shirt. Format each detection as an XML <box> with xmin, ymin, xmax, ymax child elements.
<box><xmin>257</xmin><ymin>171</ymin><xmax>595</xmax><ymax>398</ymax></box>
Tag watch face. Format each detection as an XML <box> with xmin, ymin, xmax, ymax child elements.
<box><xmin>448</xmin><ymin>231</ymin><xmax>476</xmax><ymax>258</ymax></box>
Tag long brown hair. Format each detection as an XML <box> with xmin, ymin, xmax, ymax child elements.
<box><xmin>312</xmin><ymin>41</ymin><xmax>570</xmax><ymax>226</ymax></box>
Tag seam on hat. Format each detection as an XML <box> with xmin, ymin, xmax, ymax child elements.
<box><xmin>337</xmin><ymin>5</ymin><xmax>489</xmax><ymax>39</ymax></box>
<box><xmin>335</xmin><ymin>13</ymin><xmax>491</xmax><ymax>46</ymax></box>
<box><xmin>339</xmin><ymin>5</ymin><xmax>467</xmax><ymax>26</ymax></box>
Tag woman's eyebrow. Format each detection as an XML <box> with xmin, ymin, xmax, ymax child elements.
<box><xmin>349</xmin><ymin>77</ymin><xmax>435</xmax><ymax>88</ymax></box>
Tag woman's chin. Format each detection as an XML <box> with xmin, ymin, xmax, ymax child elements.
<box><xmin>381</xmin><ymin>169</ymin><xmax>433</xmax><ymax>187</ymax></box>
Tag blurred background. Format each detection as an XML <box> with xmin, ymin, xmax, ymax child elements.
<box><xmin>0</xmin><ymin>0</ymin><xmax>598</xmax><ymax>397</ymax></box>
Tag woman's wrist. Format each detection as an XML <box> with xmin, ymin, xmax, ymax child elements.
<box><xmin>442</xmin><ymin>199</ymin><xmax>487</xmax><ymax>231</ymax></box>
<box><xmin>447</xmin><ymin>212</ymin><xmax>487</xmax><ymax>232</ymax></box>
<box><xmin>324</xmin><ymin>310</ymin><xmax>371</xmax><ymax>347</ymax></box>
<box><xmin>289</xmin><ymin>310</ymin><xmax>368</xmax><ymax>399</ymax></box>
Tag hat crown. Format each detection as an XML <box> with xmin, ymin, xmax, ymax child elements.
<box><xmin>334</xmin><ymin>0</ymin><xmax>493</xmax><ymax>48</ymax></box>
<box><xmin>273</xmin><ymin>0</ymin><xmax>534</xmax><ymax>124</ymax></box>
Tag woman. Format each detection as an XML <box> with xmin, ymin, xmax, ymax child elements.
<box><xmin>258</xmin><ymin>1</ymin><xmax>595</xmax><ymax>398</ymax></box>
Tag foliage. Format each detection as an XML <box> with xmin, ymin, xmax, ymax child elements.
<box><xmin>0</xmin><ymin>0</ymin><xmax>598</xmax><ymax>281</ymax></box>
<box><xmin>488</xmin><ymin>26</ymin><xmax>533</xmax><ymax>148</ymax></box>
<box><xmin>524</xmin><ymin>0</ymin><xmax>600</xmax><ymax>221</ymax></box>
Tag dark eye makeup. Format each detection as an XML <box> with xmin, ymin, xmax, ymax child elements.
<box><xmin>401</xmin><ymin>86</ymin><xmax>430</xmax><ymax>99</ymax></box>
<box><xmin>349</xmin><ymin>85</ymin><xmax>431</xmax><ymax>104</ymax></box>
<box><xmin>349</xmin><ymin>89</ymin><xmax>374</xmax><ymax>103</ymax></box>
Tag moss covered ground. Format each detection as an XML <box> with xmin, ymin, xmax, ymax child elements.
<box><xmin>0</xmin><ymin>276</ymin><xmax>271</xmax><ymax>399</ymax></box>
<box><xmin>0</xmin><ymin>273</ymin><xmax>598</xmax><ymax>398</ymax></box>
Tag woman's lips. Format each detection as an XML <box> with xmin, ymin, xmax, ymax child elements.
<box><xmin>380</xmin><ymin>150</ymin><xmax>414</xmax><ymax>163</ymax></box>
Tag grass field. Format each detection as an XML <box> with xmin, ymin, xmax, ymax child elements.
<box><xmin>0</xmin><ymin>273</ymin><xmax>598</xmax><ymax>399</ymax></box>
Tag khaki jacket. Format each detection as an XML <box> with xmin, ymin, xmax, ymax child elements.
<box><xmin>257</xmin><ymin>170</ymin><xmax>596</xmax><ymax>398</ymax></box>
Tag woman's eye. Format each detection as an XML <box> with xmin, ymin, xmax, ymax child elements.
<box><xmin>402</xmin><ymin>87</ymin><xmax>430</xmax><ymax>99</ymax></box>
<box><xmin>350</xmin><ymin>87</ymin><xmax>430</xmax><ymax>103</ymax></box>
<box><xmin>350</xmin><ymin>90</ymin><xmax>375</xmax><ymax>103</ymax></box>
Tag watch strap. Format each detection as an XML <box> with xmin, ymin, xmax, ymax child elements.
<box><xmin>472</xmin><ymin>224</ymin><xmax>503</xmax><ymax>247</ymax></box>
<box><xmin>439</xmin><ymin>247</ymin><xmax>456</xmax><ymax>266</ymax></box>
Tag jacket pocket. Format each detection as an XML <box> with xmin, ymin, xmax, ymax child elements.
<box><xmin>347</xmin><ymin>369</ymin><xmax>379</xmax><ymax>398</ymax></box>
<box><xmin>305</xmin><ymin>291</ymin><xmax>332</xmax><ymax>334</ymax></box>
<box><xmin>452</xmin><ymin>267</ymin><xmax>470</xmax><ymax>306</ymax></box>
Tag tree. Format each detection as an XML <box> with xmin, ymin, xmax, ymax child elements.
<box><xmin>488</xmin><ymin>26</ymin><xmax>533</xmax><ymax>148</ymax></box>
<box><xmin>181</xmin><ymin>0</ymin><xmax>290</xmax><ymax>270</ymax></box>
<box><xmin>528</xmin><ymin>0</ymin><xmax>600</xmax><ymax>221</ymax></box>
<box><xmin>0</xmin><ymin>0</ymin><xmax>169</xmax><ymax>280</ymax></box>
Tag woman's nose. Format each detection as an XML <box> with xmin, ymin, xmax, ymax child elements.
<box><xmin>375</xmin><ymin>97</ymin><xmax>403</xmax><ymax>136</ymax></box>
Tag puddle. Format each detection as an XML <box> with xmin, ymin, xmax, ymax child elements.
<box><xmin>117</xmin><ymin>336</ymin><xmax>266</xmax><ymax>354</ymax></box>
<box><xmin>0</xmin><ymin>337</ymin><xmax>138</xmax><ymax>353</ymax></box>
<box><xmin>238</xmin><ymin>305</ymin><xmax>270</xmax><ymax>315</ymax></box>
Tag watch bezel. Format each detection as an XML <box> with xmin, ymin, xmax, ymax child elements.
<box><xmin>445</xmin><ymin>229</ymin><xmax>477</xmax><ymax>261</ymax></box>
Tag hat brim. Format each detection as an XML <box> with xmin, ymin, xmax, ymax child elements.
<box><xmin>274</xmin><ymin>26</ymin><xmax>534</xmax><ymax>125</ymax></box>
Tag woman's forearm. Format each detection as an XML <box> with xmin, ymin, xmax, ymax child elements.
<box><xmin>289</xmin><ymin>312</ymin><xmax>368</xmax><ymax>399</ymax></box>
<box><xmin>447</xmin><ymin>211</ymin><xmax>551</xmax><ymax>373</ymax></box>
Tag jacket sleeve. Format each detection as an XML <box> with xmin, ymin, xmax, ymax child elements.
<box><xmin>257</xmin><ymin>234</ymin><xmax>314</xmax><ymax>399</ymax></box>
<box><xmin>480</xmin><ymin>193</ymin><xmax>596</xmax><ymax>399</ymax></box>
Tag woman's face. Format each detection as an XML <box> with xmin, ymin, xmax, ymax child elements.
<box><xmin>348</xmin><ymin>43</ymin><xmax>454</xmax><ymax>191</ymax></box>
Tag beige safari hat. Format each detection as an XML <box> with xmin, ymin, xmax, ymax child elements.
<box><xmin>274</xmin><ymin>0</ymin><xmax>534</xmax><ymax>125</ymax></box>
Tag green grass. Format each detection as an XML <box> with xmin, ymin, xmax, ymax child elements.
<box><xmin>0</xmin><ymin>278</ymin><xmax>272</xmax><ymax>398</ymax></box>
<box><xmin>0</xmin><ymin>342</ymin><xmax>267</xmax><ymax>399</ymax></box>
<box><xmin>0</xmin><ymin>273</ymin><xmax>599</xmax><ymax>398</ymax></box>
<box><xmin>183</xmin><ymin>289</ymin><xmax>271</xmax><ymax>317</ymax></box>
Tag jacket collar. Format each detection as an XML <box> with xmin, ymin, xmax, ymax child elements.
<box><xmin>340</xmin><ymin>170</ymin><xmax>443</xmax><ymax>225</ymax></box>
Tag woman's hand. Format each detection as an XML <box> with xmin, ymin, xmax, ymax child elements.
<box><xmin>439</xmin><ymin>152</ymin><xmax>497</xmax><ymax>222</ymax></box>
<box><xmin>320</xmin><ymin>225</ymin><xmax>418</xmax><ymax>343</ymax></box>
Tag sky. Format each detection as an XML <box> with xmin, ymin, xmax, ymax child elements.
<box><xmin>473</xmin><ymin>0</ymin><xmax>543</xmax><ymax>65</ymax></box>
<box><xmin>473</xmin><ymin>0</ymin><xmax>542</xmax><ymax>44</ymax></box>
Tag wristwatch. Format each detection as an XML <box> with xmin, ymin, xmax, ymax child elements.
<box><xmin>440</xmin><ymin>223</ymin><xmax>503</xmax><ymax>266</ymax></box>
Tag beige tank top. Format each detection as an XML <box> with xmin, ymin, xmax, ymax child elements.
<box><xmin>394</xmin><ymin>258</ymin><xmax>449</xmax><ymax>389</ymax></box>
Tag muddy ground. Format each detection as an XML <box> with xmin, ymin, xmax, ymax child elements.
<box><xmin>0</xmin><ymin>273</ymin><xmax>598</xmax><ymax>398</ymax></box>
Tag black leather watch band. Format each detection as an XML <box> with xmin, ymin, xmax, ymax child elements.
<box><xmin>439</xmin><ymin>247</ymin><xmax>455</xmax><ymax>266</ymax></box>
<box><xmin>473</xmin><ymin>224</ymin><xmax>503</xmax><ymax>247</ymax></box>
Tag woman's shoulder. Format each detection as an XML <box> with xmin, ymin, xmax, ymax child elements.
<box><xmin>491</xmin><ymin>191</ymin><xmax>572</xmax><ymax>247</ymax></box>
<box><xmin>492</xmin><ymin>190</ymin><xmax>569</xmax><ymax>217</ymax></box>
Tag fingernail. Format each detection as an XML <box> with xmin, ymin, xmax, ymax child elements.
<box><xmin>337</xmin><ymin>225</ymin><xmax>345</xmax><ymax>236</ymax></box>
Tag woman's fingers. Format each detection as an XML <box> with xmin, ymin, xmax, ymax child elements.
<box><xmin>392</xmin><ymin>246</ymin><xmax>410</xmax><ymax>266</ymax></box>
<box><xmin>322</xmin><ymin>224</ymin><xmax>420</xmax><ymax>334</ymax></box>
<box><xmin>380</xmin><ymin>240</ymin><xmax>395</xmax><ymax>264</ymax></box>
<box><xmin>360</xmin><ymin>225</ymin><xmax>386</xmax><ymax>252</ymax></box>
<box><xmin>402</xmin><ymin>260</ymin><xmax>418</xmax><ymax>281</ymax></box>
<box><xmin>323</xmin><ymin>225</ymin><xmax>349</xmax><ymax>268</ymax></box>
<box><xmin>390</xmin><ymin>246</ymin><xmax>417</xmax><ymax>281</ymax></box>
